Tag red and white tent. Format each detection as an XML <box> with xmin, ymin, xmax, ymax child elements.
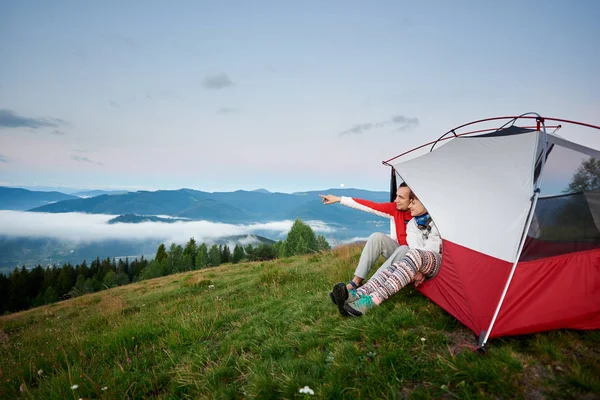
<box><xmin>385</xmin><ymin>114</ymin><xmax>600</xmax><ymax>348</ymax></box>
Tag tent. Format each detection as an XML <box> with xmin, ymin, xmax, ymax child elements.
<box><xmin>384</xmin><ymin>114</ymin><xmax>600</xmax><ymax>349</ymax></box>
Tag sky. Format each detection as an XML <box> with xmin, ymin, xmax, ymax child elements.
<box><xmin>1</xmin><ymin>0</ymin><xmax>599</xmax><ymax>193</ymax></box>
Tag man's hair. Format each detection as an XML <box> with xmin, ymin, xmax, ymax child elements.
<box><xmin>399</xmin><ymin>182</ymin><xmax>408</xmax><ymax>188</ymax></box>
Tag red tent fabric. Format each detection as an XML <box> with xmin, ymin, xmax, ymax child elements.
<box><xmin>418</xmin><ymin>241</ymin><xmax>600</xmax><ymax>338</ymax></box>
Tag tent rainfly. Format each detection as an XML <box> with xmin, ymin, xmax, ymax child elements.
<box><xmin>384</xmin><ymin>114</ymin><xmax>600</xmax><ymax>350</ymax></box>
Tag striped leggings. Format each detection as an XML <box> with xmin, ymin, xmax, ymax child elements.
<box><xmin>356</xmin><ymin>248</ymin><xmax>442</xmax><ymax>305</ymax></box>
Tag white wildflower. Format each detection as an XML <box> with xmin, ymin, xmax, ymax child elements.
<box><xmin>299</xmin><ymin>385</ymin><xmax>315</xmax><ymax>395</ymax></box>
<box><xmin>208</xmin><ymin>285</ymin><xmax>215</xmax><ymax>289</ymax></box>
<box><xmin>102</xmin><ymin>386</ymin><xmax>108</xmax><ymax>391</ymax></box>
<box><xmin>37</xmin><ymin>369</ymin><xmax>43</xmax><ymax>376</ymax></box>
<box><xmin>71</xmin><ymin>384</ymin><xmax>79</xmax><ymax>390</ymax></box>
<box><xmin>420</xmin><ymin>337</ymin><xmax>426</xmax><ymax>342</ymax></box>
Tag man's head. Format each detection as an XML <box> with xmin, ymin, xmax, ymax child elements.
<box><xmin>394</xmin><ymin>182</ymin><xmax>412</xmax><ymax>211</ymax></box>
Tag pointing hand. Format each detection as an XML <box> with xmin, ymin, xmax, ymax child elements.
<box><xmin>319</xmin><ymin>194</ymin><xmax>341</xmax><ymax>205</ymax></box>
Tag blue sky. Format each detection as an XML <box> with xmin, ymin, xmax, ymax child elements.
<box><xmin>1</xmin><ymin>0</ymin><xmax>599</xmax><ymax>193</ymax></box>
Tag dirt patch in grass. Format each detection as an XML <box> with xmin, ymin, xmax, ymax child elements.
<box><xmin>519</xmin><ymin>359</ymin><xmax>552</xmax><ymax>400</ymax></box>
<box><xmin>445</xmin><ymin>327</ymin><xmax>476</xmax><ymax>355</ymax></box>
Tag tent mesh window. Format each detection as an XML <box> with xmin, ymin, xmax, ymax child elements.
<box><xmin>521</xmin><ymin>139</ymin><xmax>600</xmax><ymax>261</ymax></box>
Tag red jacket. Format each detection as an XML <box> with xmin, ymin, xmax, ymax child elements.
<box><xmin>340</xmin><ymin>196</ymin><xmax>413</xmax><ymax>245</ymax></box>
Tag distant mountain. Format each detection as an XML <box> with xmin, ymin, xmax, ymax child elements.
<box><xmin>74</xmin><ymin>190</ymin><xmax>130</xmax><ymax>198</ymax></box>
<box><xmin>4</xmin><ymin>185</ymin><xmax>83</xmax><ymax>194</ymax></box>
<box><xmin>29</xmin><ymin>188</ymin><xmax>390</xmax><ymax>225</ymax></box>
<box><xmin>0</xmin><ymin>187</ymin><xmax>79</xmax><ymax>210</ymax></box>
<box><xmin>107</xmin><ymin>214</ymin><xmax>188</xmax><ymax>224</ymax></box>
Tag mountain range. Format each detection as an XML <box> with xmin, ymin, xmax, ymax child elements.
<box><xmin>0</xmin><ymin>187</ymin><xmax>79</xmax><ymax>210</ymax></box>
<box><xmin>25</xmin><ymin>187</ymin><xmax>391</xmax><ymax>226</ymax></box>
<box><xmin>0</xmin><ymin>186</ymin><xmax>393</xmax><ymax>272</ymax></box>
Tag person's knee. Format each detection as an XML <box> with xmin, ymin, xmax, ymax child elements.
<box><xmin>367</xmin><ymin>232</ymin><xmax>388</xmax><ymax>243</ymax></box>
<box><xmin>405</xmin><ymin>248</ymin><xmax>417</xmax><ymax>256</ymax></box>
<box><xmin>405</xmin><ymin>248</ymin><xmax>421</xmax><ymax>260</ymax></box>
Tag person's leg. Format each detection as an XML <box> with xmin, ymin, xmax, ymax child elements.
<box><xmin>370</xmin><ymin>245</ymin><xmax>409</xmax><ymax>280</ymax></box>
<box><xmin>344</xmin><ymin>249</ymin><xmax>441</xmax><ymax>316</ymax></box>
<box><xmin>332</xmin><ymin>245</ymin><xmax>410</xmax><ymax>309</ymax></box>
<box><xmin>349</xmin><ymin>232</ymin><xmax>399</xmax><ymax>289</ymax></box>
<box><xmin>371</xmin><ymin>249</ymin><xmax>441</xmax><ymax>303</ymax></box>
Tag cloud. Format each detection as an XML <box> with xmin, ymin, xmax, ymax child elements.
<box><xmin>217</xmin><ymin>107</ymin><xmax>237</xmax><ymax>114</ymax></box>
<box><xmin>0</xmin><ymin>211</ymin><xmax>335</xmax><ymax>245</ymax></box>
<box><xmin>109</xmin><ymin>101</ymin><xmax>120</xmax><ymax>108</ymax></box>
<box><xmin>202</xmin><ymin>74</ymin><xmax>234</xmax><ymax>90</ymax></box>
<box><xmin>50</xmin><ymin>130</ymin><xmax>66</xmax><ymax>135</ymax></box>
<box><xmin>391</xmin><ymin>115</ymin><xmax>419</xmax><ymax>131</ymax></box>
<box><xmin>339</xmin><ymin>114</ymin><xmax>419</xmax><ymax>136</ymax></box>
<box><xmin>0</xmin><ymin>154</ymin><xmax>8</xmax><ymax>163</ymax></box>
<box><xmin>0</xmin><ymin>109</ymin><xmax>67</xmax><ymax>129</ymax></box>
<box><xmin>71</xmin><ymin>155</ymin><xmax>103</xmax><ymax>166</ymax></box>
<box><xmin>339</xmin><ymin>123</ymin><xmax>374</xmax><ymax>136</ymax></box>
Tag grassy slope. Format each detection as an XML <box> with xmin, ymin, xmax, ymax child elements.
<box><xmin>0</xmin><ymin>245</ymin><xmax>598</xmax><ymax>399</ymax></box>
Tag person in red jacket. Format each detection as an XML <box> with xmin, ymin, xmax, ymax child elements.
<box><xmin>319</xmin><ymin>183</ymin><xmax>413</xmax><ymax>291</ymax></box>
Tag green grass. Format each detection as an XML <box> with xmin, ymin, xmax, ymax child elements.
<box><xmin>1</xmin><ymin>245</ymin><xmax>598</xmax><ymax>399</ymax></box>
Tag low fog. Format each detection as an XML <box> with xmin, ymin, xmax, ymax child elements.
<box><xmin>0</xmin><ymin>211</ymin><xmax>335</xmax><ymax>245</ymax></box>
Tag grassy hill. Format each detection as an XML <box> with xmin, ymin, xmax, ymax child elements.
<box><xmin>0</xmin><ymin>245</ymin><xmax>598</xmax><ymax>399</ymax></box>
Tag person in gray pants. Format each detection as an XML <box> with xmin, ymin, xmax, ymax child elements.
<box><xmin>320</xmin><ymin>183</ymin><xmax>413</xmax><ymax>291</ymax></box>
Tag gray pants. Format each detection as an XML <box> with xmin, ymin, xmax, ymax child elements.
<box><xmin>354</xmin><ymin>232</ymin><xmax>409</xmax><ymax>280</ymax></box>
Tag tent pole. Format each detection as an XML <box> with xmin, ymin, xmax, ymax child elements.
<box><xmin>479</xmin><ymin>115</ymin><xmax>549</xmax><ymax>350</ymax></box>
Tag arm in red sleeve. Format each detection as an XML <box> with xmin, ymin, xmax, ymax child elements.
<box><xmin>340</xmin><ymin>197</ymin><xmax>397</xmax><ymax>219</ymax></box>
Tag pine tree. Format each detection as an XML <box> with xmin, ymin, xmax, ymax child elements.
<box><xmin>167</xmin><ymin>244</ymin><xmax>183</xmax><ymax>274</ymax></box>
<box><xmin>196</xmin><ymin>243</ymin><xmax>209</xmax><ymax>269</ymax></box>
<box><xmin>71</xmin><ymin>274</ymin><xmax>88</xmax><ymax>297</ymax></box>
<box><xmin>0</xmin><ymin>273</ymin><xmax>9</xmax><ymax>314</ymax></box>
<box><xmin>42</xmin><ymin>286</ymin><xmax>58</xmax><ymax>305</ymax></box>
<box><xmin>183</xmin><ymin>238</ymin><xmax>198</xmax><ymax>270</ymax></box>
<box><xmin>155</xmin><ymin>244</ymin><xmax>168</xmax><ymax>263</ymax></box>
<box><xmin>209</xmin><ymin>245</ymin><xmax>221</xmax><ymax>267</ymax></box>
<box><xmin>316</xmin><ymin>235</ymin><xmax>331</xmax><ymax>251</ymax></box>
<box><xmin>139</xmin><ymin>261</ymin><xmax>164</xmax><ymax>280</ymax></box>
<box><xmin>8</xmin><ymin>267</ymin><xmax>29</xmax><ymax>312</ymax></box>
<box><xmin>102</xmin><ymin>271</ymin><xmax>117</xmax><ymax>288</ymax></box>
<box><xmin>232</xmin><ymin>245</ymin><xmax>245</xmax><ymax>263</ymax></box>
<box><xmin>255</xmin><ymin>244</ymin><xmax>277</xmax><ymax>261</ymax></box>
<box><xmin>221</xmin><ymin>245</ymin><xmax>231</xmax><ymax>263</ymax></box>
<box><xmin>84</xmin><ymin>277</ymin><xmax>101</xmax><ymax>293</ymax></box>
<box><xmin>56</xmin><ymin>265</ymin><xmax>76</xmax><ymax>298</ymax></box>
<box><xmin>277</xmin><ymin>241</ymin><xmax>287</xmax><ymax>258</ymax></box>
<box><xmin>244</xmin><ymin>244</ymin><xmax>256</xmax><ymax>261</ymax></box>
<box><xmin>117</xmin><ymin>259</ymin><xmax>127</xmax><ymax>275</ymax></box>
<box><xmin>284</xmin><ymin>219</ymin><xmax>318</xmax><ymax>256</ymax></box>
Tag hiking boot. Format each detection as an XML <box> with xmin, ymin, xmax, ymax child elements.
<box><xmin>330</xmin><ymin>282</ymin><xmax>350</xmax><ymax>315</ymax></box>
<box><xmin>343</xmin><ymin>295</ymin><xmax>376</xmax><ymax>317</ymax></box>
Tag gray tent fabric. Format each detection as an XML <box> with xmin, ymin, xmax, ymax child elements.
<box><xmin>586</xmin><ymin>191</ymin><xmax>600</xmax><ymax>231</ymax></box>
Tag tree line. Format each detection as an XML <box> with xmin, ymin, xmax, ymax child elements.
<box><xmin>0</xmin><ymin>219</ymin><xmax>330</xmax><ymax>315</ymax></box>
